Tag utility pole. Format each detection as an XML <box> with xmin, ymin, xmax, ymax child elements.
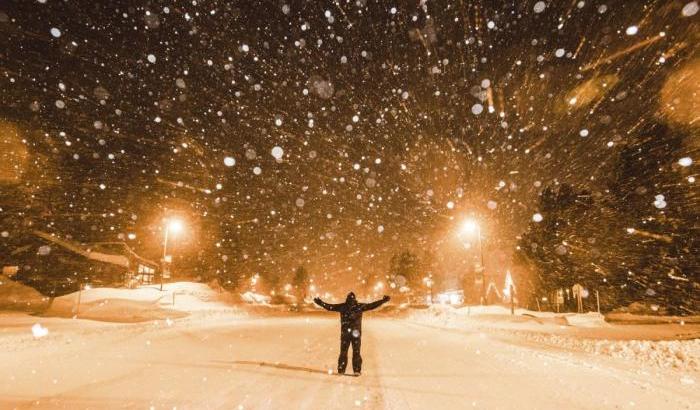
<box><xmin>476</xmin><ymin>226</ymin><xmax>486</xmax><ymax>304</ymax></box>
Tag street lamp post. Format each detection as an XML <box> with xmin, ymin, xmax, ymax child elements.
<box><xmin>161</xmin><ymin>219</ymin><xmax>183</xmax><ymax>291</ymax></box>
<box><xmin>474</xmin><ymin>225</ymin><xmax>486</xmax><ymax>304</ymax></box>
<box><xmin>160</xmin><ymin>226</ymin><xmax>169</xmax><ymax>292</ymax></box>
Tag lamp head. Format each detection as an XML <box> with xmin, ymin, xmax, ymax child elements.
<box><xmin>168</xmin><ymin>219</ymin><xmax>184</xmax><ymax>234</ymax></box>
<box><xmin>459</xmin><ymin>219</ymin><xmax>480</xmax><ymax>236</ymax></box>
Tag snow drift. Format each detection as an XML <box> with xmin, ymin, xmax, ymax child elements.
<box><xmin>44</xmin><ymin>287</ymin><xmax>187</xmax><ymax>323</ymax></box>
<box><xmin>606</xmin><ymin>312</ymin><xmax>700</xmax><ymax>325</ymax></box>
<box><xmin>564</xmin><ymin>312</ymin><xmax>608</xmax><ymax>327</ymax></box>
<box><xmin>409</xmin><ymin>304</ymin><xmax>700</xmax><ymax>371</ymax></box>
<box><xmin>241</xmin><ymin>291</ymin><xmax>271</xmax><ymax>304</ymax></box>
<box><xmin>523</xmin><ymin>332</ymin><xmax>700</xmax><ymax>371</ymax></box>
<box><xmin>42</xmin><ymin>282</ymin><xmax>239</xmax><ymax>323</ymax></box>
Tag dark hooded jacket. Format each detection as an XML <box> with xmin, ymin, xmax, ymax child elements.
<box><xmin>314</xmin><ymin>292</ymin><xmax>389</xmax><ymax>335</ymax></box>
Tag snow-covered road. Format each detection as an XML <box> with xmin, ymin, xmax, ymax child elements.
<box><xmin>1</xmin><ymin>314</ymin><xmax>698</xmax><ymax>409</ymax></box>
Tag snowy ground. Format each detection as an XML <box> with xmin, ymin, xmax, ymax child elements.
<box><xmin>0</xmin><ymin>315</ymin><xmax>698</xmax><ymax>409</ymax></box>
<box><xmin>1</xmin><ymin>284</ymin><xmax>699</xmax><ymax>409</ymax></box>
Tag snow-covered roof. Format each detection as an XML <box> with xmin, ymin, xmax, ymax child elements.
<box><xmin>32</xmin><ymin>231</ymin><xmax>130</xmax><ymax>268</ymax></box>
<box><xmin>90</xmin><ymin>242</ymin><xmax>159</xmax><ymax>267</ymax></box>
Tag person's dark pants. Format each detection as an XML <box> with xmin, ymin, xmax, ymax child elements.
<box><xmin>338</xmin><ymin>333</ymin><xmax>362</xmax><ymax>373</ymax></box>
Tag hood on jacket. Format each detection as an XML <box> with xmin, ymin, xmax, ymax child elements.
<box><xmin>345</xmin><ymin>292</ymin><xmax>357</xmax><ymax>304</ymax></box>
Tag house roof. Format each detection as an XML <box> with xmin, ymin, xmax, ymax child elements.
<box><xmin>90</xmin><ymin>242</ymin><xmax>159</xmax><ymax>268</ymax></box>
<box><xmin>33</xmin><ymin>231</ymin><xmax>130</xmax><ymax>268</ymax></box>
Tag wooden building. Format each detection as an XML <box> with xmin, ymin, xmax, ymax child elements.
<box><xmin>1</xmin><ymin>231</ymin><xmax>158</xmax><ymax>297</ymax></box>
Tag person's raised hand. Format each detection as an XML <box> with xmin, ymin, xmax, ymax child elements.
<box><xmin>313</xmin><ymin>297</ymin><xmax>322</xmax><ymax>304</ymax></box>
<box><xmin>383</xmin><ymin>295</ymin><xmax>391</xmax><ymax>302</ymax></box>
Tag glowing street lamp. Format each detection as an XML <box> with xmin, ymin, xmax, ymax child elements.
<box><xmin>161</xmin><ymin>218</ymin><xmax>184</xmax><ymax>291</ymax></box>
<box><xmin>458</xmin><ymin>218</ymin><xmax>486</xmax><ymax>304</ymax></box>
<box><xmin>459</xmin><ymin>219</ymin><xmax>480</xmax><ymax>237</ymax></box>
<box><xmin>168</xmin><ymin>219</ymin><xmax>183</xmax><ymax>235</ymax></box>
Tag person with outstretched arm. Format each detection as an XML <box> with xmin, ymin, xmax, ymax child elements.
<box><xmin>314</xmin><ymin>292</ymin><xmax>390</xmax><ymax>376</ymax></box>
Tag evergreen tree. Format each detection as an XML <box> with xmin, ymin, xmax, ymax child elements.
<box><xmin>292</xmin><ymin>265</ymin><xmax>309</xmax><ymax>303</ymax></box>
<box><xmin>388</xmin><ymin>251</ymin><xmax>420</xmax><ymax>296</ymax></box>
<box><xmin>602</xmin><ymin>122</ymin><xmax>699</xmax><ymax>314</ymax></box>
<box><xmin>519</xmin><ymin>122</ymin><xmax>699</xmax><ymax>314</ymax></box>
<box><xmin>518</xmin><ymin>184</ymin><xmax>606</xmax><ymax>308</ymax></box>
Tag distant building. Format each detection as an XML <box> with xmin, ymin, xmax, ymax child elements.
<box><xmin>1</xmin><ymin>231</ymin><xmax>158</xmax><ymax>297</ymax></box>
<box><xmin>89</xmin><ymin>242</ymin><xmax>159</xmax><ymax>286</ymax></box>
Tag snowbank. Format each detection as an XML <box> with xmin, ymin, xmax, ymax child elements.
<box><xmin>155</xmin><ymin>282</ymin><xmax>239</xmax><ymax>312</ymax></box>
<box><xmin>412</xmin><ymin>304</ymin><xmax>607</xmax><ymax>327</ymax></box>
<box><xmin>45</xmin><ymin>297</ymin><xmax>187</xmax><ymax>323</ymax></box>
<box><xmin>517</xmin><ymin>332</ymin><xmax>700</xmax><ymax>371</ymax></box>
<box><xmin>44</xmin><ymin>287</ymin><xmax>185</xmax><ymax>323</ymax></box>
<box><xmin>241</xmin><ymin>291</ymin><xmax>271</xmax><ymax>304</ymax></box>
<box><xmin>408</xmin><ymin>305</ymin><xmax>700</xmax><ymax>371</ymax></box>
<box><xmin>606</xmin><ymin>312</ymin><xmax>700</xmax><ymax>325</ymax></box>
<box><xmin>43</xmin><ymin>282</ymin><xmax>240</xmax><ymax>323</ymax></box>
<box><xmin>563</xmin><ymin>312</ymin><xmax>607</xmax><ymax>327</ymax></box>
<box><xmin>0</xmin><ymin>275</ymin><xmax>49</xmax><ymax>312</ymax></box>
<box><xmin>412</xmin><ymin>304</ymin><xmax>570</xmax><ymax>327</ymax></box>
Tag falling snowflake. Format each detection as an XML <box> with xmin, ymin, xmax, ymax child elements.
<box><xmin>678</xmin><ymin>157</ymin><xmax>692</xmax><ymax>167</ymax></box>
<box><xmin>682</xmin><ymin>1</ymin><xmax>699</xmax><ymax>17</ymax></box>
<box><xmin>31</xmin><ymin>323</ymin><xmax>49</xmax><ymax>338</ymax></box>
<box><xmin>271</xmin><ymin>146</ymin><xmax>284</xmax><ymax>160</ymax></box>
